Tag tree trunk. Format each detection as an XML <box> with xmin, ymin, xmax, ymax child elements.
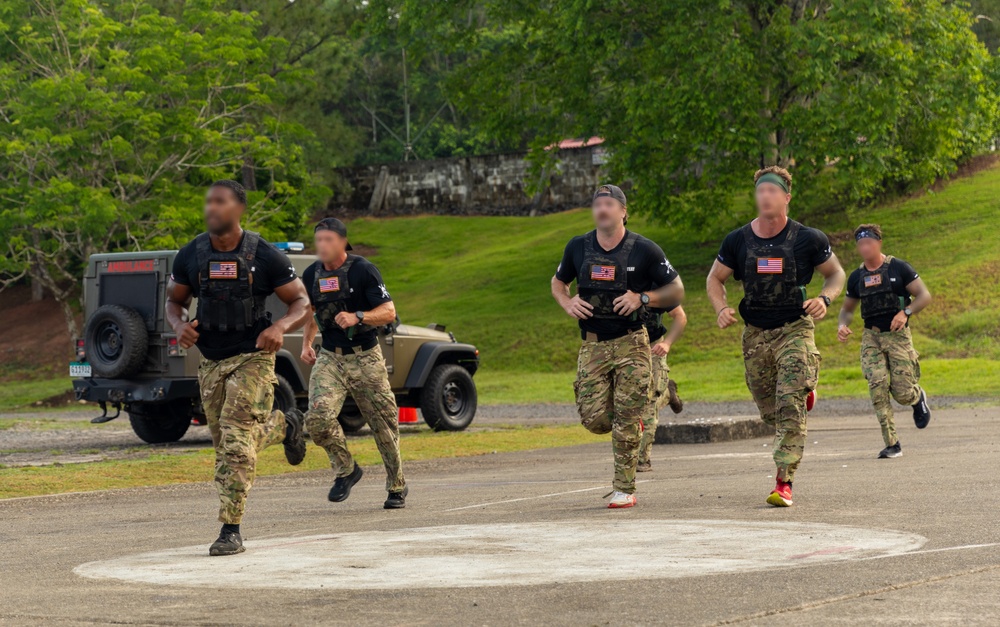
<box><xmin>29</xmin><ymin>264</ymin><xmax>44</xmax><ymax>302</ymax></box>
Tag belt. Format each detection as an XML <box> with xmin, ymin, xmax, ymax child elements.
<box><xmin>583</xmin><ymin>327</ymin><xmax>645</xmax><ymax>343</ymax></box>
<box><xmin>330</xmin><ymin>337</ymin><xmax>379</xmax><ymax>355</ymax></box>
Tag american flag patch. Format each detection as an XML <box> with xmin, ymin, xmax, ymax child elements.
<box><xmin>757</xmin><ymin>258</ymin><xmax>783</xmax><ymax>274</ymax></box>
<box><xmin>590</xmin><ymin>265</ymin><xmax>616</xmax><ymax>281</ymax></box>
<box><xmin>209</xmin><ymin>261</ymin><xmax>237</xmax><ymax>279</ymax></box>
<box><xmin>319</xmin><ymin>277</ymin><xmax>340</xmax><ymax>293</ymax></box>
<box><xmin>864</xmin><ymin>274</ymin><xmax>882</xmax><ymax>288</ymax></box>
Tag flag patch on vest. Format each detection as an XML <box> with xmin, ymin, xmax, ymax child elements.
<box><xmin>319</xmin><ymin>277</ymin><xmax>340</xmax><ymax>293</ymax></box>
<box><xmin>208</xmin><ymin>261</ymin><xmax>237</xmax><ymax>279</ymax></box>
<box><xmin>757</xmin><ymin>258</ymin><xmax>783</xmax><ymax>274</ymax></box>
<box><xmin>864</xmin><ymin>274</ymin><xmax>882</xmax><ymax>288</ymax></box>
<box><xmin>590</xmin><ymin>265</ymin><xmax>616</xmax><ymax>281</ymax></box>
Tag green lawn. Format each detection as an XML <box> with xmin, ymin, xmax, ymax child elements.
<box><xmin>0</xmin><ymin>379</ymin><xmax>72</xmax><ymax>412</ymax></box>
<box><xmin>345</xmin><ymin>163</ymin><xmax>1000</xmax><ymax>404</ymax></box>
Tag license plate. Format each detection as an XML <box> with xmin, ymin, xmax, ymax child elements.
<box><xmin>69</xmin><ymin>362</ymin><xmax>91</xmax><ymax>377</ymax></box>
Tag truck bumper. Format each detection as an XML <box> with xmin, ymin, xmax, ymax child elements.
<box><xmin>72</xmin><ymin>378</ymin><xmax>199</xmax><ymax>405</ymax></box>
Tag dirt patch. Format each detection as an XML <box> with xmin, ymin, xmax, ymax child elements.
<box><xmin>0</xmin><ymin>286</ymin><xmax>75</xmax><ymax>380</ymax></box>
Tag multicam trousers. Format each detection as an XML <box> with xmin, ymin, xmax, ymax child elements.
<box><xmin>861</xmin><ymin>327</ymin><xmax>922</xmax><ymax>447</ymax></box>
<box><xmin>199</xmin><ymin>351</ymin><xmax>287</xmax><ymax>525</ymax></box>
<box><xmin>638</xmin><ymin>354</ymin><xmax>670</xmax><ymax>465</ymax></box>
<box><xmin>305</xmin><ymin>344</ymin><xmax>405</xmax><ymax>493</ymax></box>
<box><xmin>742</xmin><ymin>316</ymin><xmax>821</xmax><ymax>483</ymax></box>
<box><xmin>574</xmin><ymin>328</ymin><xmax>651</xmax><ymax>494</ymax></box>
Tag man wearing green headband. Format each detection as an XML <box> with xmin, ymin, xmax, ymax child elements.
<box><xmin>706</xmin><ymin>166</ymin><xmax>845</xmax><ymax>507</ymax></box>
<box><xmin>837</xmin><ymin>224</ymin><xmax>932</xmax><ymax>459</ymax></box>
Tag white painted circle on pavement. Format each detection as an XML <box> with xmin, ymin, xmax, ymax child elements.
<box><xmin>74</xmin><ymin>519</ymin><xmax>925</xmax><ymax>590</ymax></box>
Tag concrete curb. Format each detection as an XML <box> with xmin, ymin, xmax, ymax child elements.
<box><xmin>655</xmin><ymin>415</ymin><xmax>771</xmax><ymax>444</ymax></box>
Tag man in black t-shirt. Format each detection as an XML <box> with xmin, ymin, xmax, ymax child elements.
<box><xmin>300</xmin><ymin>218</ymin><xmax>407</xmax><ymax>509</ymax></box>
<box><xmin>552</xmin><ymin>184</ymin><xmax>684</xmax><ymax>508</ymax></box>
<box><xmin>837</xmin><ymin>224</ymin><xmax>932</xmax><ymax>458</ymax></box>
<box><xmin>706</xmin><ymin>166</ymin><xmax>844</xmax><ymax>508</ymax></box>
<box><xmin>166</xmin><ymin>180</ymin><xmax>310</xmax><ymax>556</ymax></box>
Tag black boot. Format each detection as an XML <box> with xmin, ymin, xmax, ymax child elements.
<box><xmin>209</xmin><ymin>528</ymin><xmax>245</xmax><ymax>556</ymax></box>
<box><xmin>878</xmin><ymin>442</ymin><xmax>902</xmax><ymax>459</ymax></box>
<box><xmin>328</xmin><ymin>463</ymin><xmax>363</xmax><ymax>502</ymax></box>
<box><xmin>667</xmin><ymin>379</ymin><xmax>684</xmax><ymax>414</ymax></box>
<box><xmin>283</xmin><ymin>408</ymin><xmax>307</xmax><ymax>466</ymax></box>
<box><xmin>912</xmin><ymin>391</ymin><xmax>931</xmax><ymax>429</ymax></box>
<box><xmin>384</xmin><ymin>486</ymin><xmax>409</xmax><ymax>509</ymax></box>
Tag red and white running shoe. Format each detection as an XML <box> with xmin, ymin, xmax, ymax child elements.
<box><xmin>766</xmin><ymin>480</ymin><xmax>793</xmax><ymax>507</ymax></box>
<box><xmin>607</xmin><ymin>491</ymin><xmax>637</xmax><ymax>509</ymax></box>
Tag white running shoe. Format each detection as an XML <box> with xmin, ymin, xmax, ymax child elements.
<box><xmin>607</xmin><ymin>491</ymin><xmax>637</xmax><ymax>509</ymax></box>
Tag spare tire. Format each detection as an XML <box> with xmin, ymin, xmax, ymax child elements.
<box><xmin>420</xmin><ymin>364</ymin><xmax>477</xmax><ymax>431</ymax></box>
<box><xmin>84</xmin><ymin>304</ymin><xmax>148</xmax><ymax>378</ymax></box>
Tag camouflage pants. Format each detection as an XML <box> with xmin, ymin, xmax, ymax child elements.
<box><xmin>305</xmin><ymin>345</ymin><xmax>405</xmax><ymax>493</ymax></box>
<box><xmin>742</xmin><ymin>316</ymin><xmax>821</xmax><ymax>483</ymax></box>
<box><xmin>638</xmin><ymin>354</ymin><xmax>670</xmax><ymax>465</ymax></box>
<box><xmin>574</xmin><ymin>328</ymin><xmax>651</xmax><ymax>494</ymax></box>
<box><xmin>199</xmin><ymin>351</ymin><xmax>286</xmax><ymax>525</ymax></box>
<box><xmin>861</xmin><ymin>327</ymin><xmax>922</xmax><ymax>447</ymax></box>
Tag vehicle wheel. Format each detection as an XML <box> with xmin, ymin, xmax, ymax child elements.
<box><xmin>85</xmin><ymin>304</ymin><xmax>148</xmax><ymax>378</ymax></box>
<box><xmin>338</xmin><ymin>405</ymin><xmax>367</xmax><ymax>433</ymax></box>
<box><xmin>273</xmin><ymin>375</ymin><xmax>296</xmax><ymax>415</ymax></box>
<box><xmin>420</xmin><ymin>365</ymin><xmax>477</xmax><ymax>431</ymax></box>
<box><xmin>128</xmin><ymin>400</ymin><xmax>193</xmax><ymax>444</ymax></box>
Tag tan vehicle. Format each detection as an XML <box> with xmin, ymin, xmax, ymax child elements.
<box><xmin>71</xmin><ymin>248</ymin><xmax>480</xmax><ymax>443</ymax></box>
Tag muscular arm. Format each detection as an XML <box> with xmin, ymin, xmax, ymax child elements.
<box><xmin>706</xmin><ymin>260</ymin><xmax>738</xmax><ymax>329</ymax></box>
<box><xmin>271</xmin><ymin>279</ymin><xmax>311</xmax><ymax>335</ymax></box>
<box><xmin>303</xmin><ymin>309</ymin><xmax>319</xmax><ymax>347</ymax></box>
<box><xmin>803</xmin><ymin>255</ymin><xmax>845</xmax><ymax>319</ymax></box>
<box><xmin>645</xmin><ymin>277</ymin><xmax>684</xmax><ymax>310</ymax></box>
<box><xmin>552</xmin><ymin>275</ymin><xmax>593</xmax><ymax>319</ymax></box>
<box><xmin>838</xmin><ymin>297</ymin><xmax>859</xmax><ymax>327</ymax></box>
<box><xmin>362</xmin><ymin>301</ymin><xmax>396</xmax><ymax>327</ymax></box>
<box><xmin>662</xmin><ymin>306</ymin><xmax>687</xmax><ymax>346</ymax></box>
<box><xmin>906</xmin><ymin>277</ymin><xmax>931</xmax><ymax>314</ymax></box>
<box><xmin>165</xmin><ymin>281</ymin><xmax>199</xmax><ymax>348</ymax></box>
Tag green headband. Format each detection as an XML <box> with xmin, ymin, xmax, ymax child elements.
<box><xmin>755</xmin><ymin>172</ymin><xmax>789</xmax><ymax>193</ymax></box>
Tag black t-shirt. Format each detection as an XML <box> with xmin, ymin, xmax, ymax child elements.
<box><xmin>302</xmin><ymin>257</ymin><xmax>393</xmax><ymax>350</ymax></box>
<box><xmin>846</xmin><ymin>257</ymin><xmax>919</xmax><ymax>330</ymax></box>
<box><xmin>646</xmin><ymin>305</ymin><xmax>678</xmax><ymax>343</ymax></box>
<box><xmin>717</xmin><ymin>221</ymin><xmax>833</xmax><ymax>329</ymax></box>
<box><xmin>556</xmin><ymin>230</ymin><xmax>679</xmax><ymax>339</ymax></box>
<box><xmin>170</xmin><ymin>232</ymin><xmax>297</xmax><ymax>361</ymax></box>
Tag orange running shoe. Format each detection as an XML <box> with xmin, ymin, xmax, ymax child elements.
<box><xmin>766</xmin><ymin>480</ymin><xmax>793</xmax><ymax>507</ymax></box>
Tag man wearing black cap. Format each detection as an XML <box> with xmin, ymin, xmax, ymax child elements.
<box><xmin>706</xmin><ymin>166</ymin><xmax>844</xmax><ymax>508</ymax></box>
<box><xmin>552</xmin><ymin>184</ymin><xmax>684</xmax><ymax>508</ymax></box>
<box><xmin>837</xmin><ymin>224</ymin><xmax>932</xmax><ymax>459</ymax></box>
<box><xmin>300</xmin><ymin>218</ymin><xmax>407</xmax><ymax>509</ymax></box>
<box><xmin>166</xmin><ymin>180</ymin><xmax>310</xmax><ymax>556</ymax></box>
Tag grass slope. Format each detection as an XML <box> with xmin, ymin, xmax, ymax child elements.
<box><xmin>346</xmin><ymin>165</ymin><xmax>1000</xmax><ymax>403</ymax></box>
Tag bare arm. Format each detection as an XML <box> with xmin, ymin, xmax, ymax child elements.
<box><xmin>906</xmin><ymin>277</ymin><xmax>931</xmax><ymax>314</ymax></box>
<box><xmin>551</xmin><ymin>275</ymin><xmax>593</xmax><ymax>319</ymax></box>
<box><xmin>165</xmin><ymin>280</ymin><xmax>199</xmax><ymax>348</ymax></box>
<box><xmin>803</xmin><ymin>254</ymin><xmax>846</xmax><ymax>320</ymax></box>
<box><xmin>837</xmin><ymin>296</ymin><xmax>859</xmax><ymax>342</ymax></box>
<box><xmin>645</xmin><ymin>277</ymin><xmax>685</xmax><ymax>310</ymax></box>
<box><xmin>706</xmin><ymin>260</ymin><xmax>738</xmax><ymax>329</ymax></box>
<box><xmin>362</xmin><ymin>301</ymin><xmax>397</xmax><ymax>327</ymax></box>
<box><xmin>256</xmin><ymin>279</ymin><xmax>310</xmax><ymax>352</ymax></box>
<box><xmin>662</xmin><ymin>305</ymin><xmax>688</xmax><ymax>346</ymax></box>
<box><xmin>303</xmin><ymin>308</ymin><xmax>318</xmax><ymax>347</ymax></box>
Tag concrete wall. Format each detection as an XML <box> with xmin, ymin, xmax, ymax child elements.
<box><xmin>330</xmin><ymin>145</ymin><xmax>609</xmax><ymax>216</ymax></box>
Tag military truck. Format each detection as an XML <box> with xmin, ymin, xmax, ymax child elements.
<box><xmin>70</xmin><ymin>249</ymin><xmax>480</xmax><ymax>443</ymax></box>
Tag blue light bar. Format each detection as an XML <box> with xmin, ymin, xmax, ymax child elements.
<box><xmin>273</xmin><ymin>241</ymin><xmax>305</xmax><ymax>252</ymax></box>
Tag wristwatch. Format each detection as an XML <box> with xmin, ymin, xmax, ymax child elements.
<box><xmin>904</xmin><ymin>307</ymin><xmax>913</xmax><ymax>317</ymax></box>
<box><xmin>820</xmin><ymin>295</ymin><xmax>831</xmax><ymax>307</ymax></box>
<box><xmin>639</xmin><ymin>293</ymin><xmax>650</xmax><ymax>305</ymax></box>
<box><xmin>355</xmin><ymin>311</ymin><xmax>365</xmax><ymax>323</ymax></box>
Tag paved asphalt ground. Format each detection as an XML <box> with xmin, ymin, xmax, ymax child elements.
<box><xmin>2</xmin><ymin>403</ymin><xmax>999</xmax><ymax>626</ymax></box>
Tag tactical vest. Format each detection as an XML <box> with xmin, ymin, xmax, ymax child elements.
<box><xmin>577</xmin><ymin>231</ymin><xmax>638</xmax><ymax>319</ymax></box>
<box><xmin>859</xmin><ymin>256</ymin><xmax>903</xmax><ymax>321</ymax></box>
<box><xmin>741</xmin><ymin>220</ymin><xmax>805</xmax><ymax>313</ymax></box>
<box><xmin>310</xmin><ymin>257</ymin><xmax>357</xmax><ymax>333</ymax></box>
<box><xmin>194</xmin><ymin>231</ymin><xmax>267</xmax><ymax>333</ymax></box>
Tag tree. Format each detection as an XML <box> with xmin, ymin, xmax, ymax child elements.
<box><xmin>379</xmin><ymin>0</ymin><xmax>999</xmax><ymax>226</ymax></box>
<box><xmin>0</xmin><ymin>0</ymin><xmax>328</xmax><ymax>337</ymax></box>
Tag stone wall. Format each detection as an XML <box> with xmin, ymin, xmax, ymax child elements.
<box><xmin>330</xmin><ymin>144</ymin><xmax>609</xmax><ymax>216</ymax></box>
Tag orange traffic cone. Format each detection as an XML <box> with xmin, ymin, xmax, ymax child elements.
<box><xmin>398</xmin><ymin>407</ymin><xmax>419</xmax><ymax>424</ymax></box>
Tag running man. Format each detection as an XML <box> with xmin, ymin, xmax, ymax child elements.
<box><xmin>552</xmin><ymin>184</ymin><xmax>684</xmax><ymax>508</ymax></box>
<box><xmin>837</xmin><ymin>224</ymin><xmax>932</xmax><ymax>458</ymax></box>
<box><xmin>706</xmin><ymin>166</ymin><xmax>844</xmax><ymax>507</ymax></box>
<box><xmin>637</xmin><ymin>305</ymin><xmax>687</xmax><ymax>472</ymax></box>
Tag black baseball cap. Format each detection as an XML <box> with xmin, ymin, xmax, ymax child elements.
<box><xmin>593</xmin><ymin>184</ymin><xmax>627</xmax><ymax>206</ymax></box>
<box><xmin>314</xmin><ymin>218</ymin><xmax>353</xmax><ymax>250</ymax></box>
